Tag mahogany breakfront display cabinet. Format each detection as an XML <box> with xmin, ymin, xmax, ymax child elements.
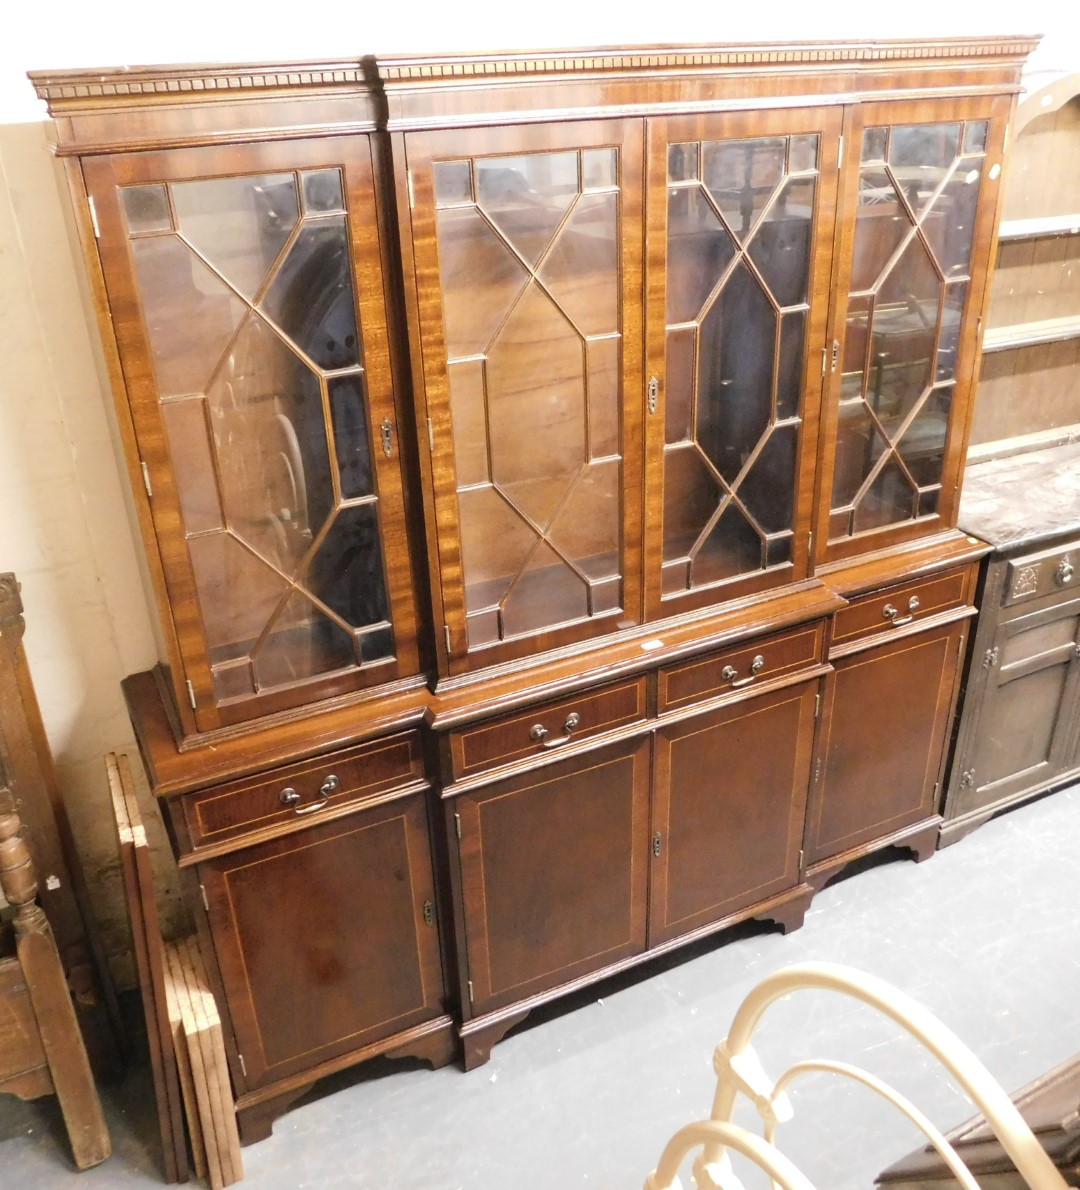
<box><xmin>31</xmin><ymin>36</ymin><xmax>1035</xmax><ymax>1139</ymax></box>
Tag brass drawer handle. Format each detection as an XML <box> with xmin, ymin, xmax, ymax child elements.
<box><xmin>293</xmin><ymin>798</ymin><xmax>329</xmax><ymax>816</ymax></box>
<box><xmin>1056</xmin><ymin>559</ymin><xmax>1074</xmax><ymax>586</ymax></box>
<box><xmin>530</xmin><ymin>712</ymin><xmax>581</xmax><ymax>749</ymax></box>
<box><xmin>278</xmin><ymin>775</ymin><xmax>337</xmax><ymax>816</ymax></box>
<box><xmin>721</xmin><ymin>655</ymin><xmax>765</xmax><ymax>688</ymax></box>
<box><xmin>883</xmin><ymin>596</ymin><xmax>920</xmax><ymax>628</ymax></box>
<box><xmin>279</xmin><ymin>787</ymin><xmax>300</xmax><ymax>808</ymax></box>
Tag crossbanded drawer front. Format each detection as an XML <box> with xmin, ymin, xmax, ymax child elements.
<box><xmin>831</xmin><ymin>568</ymin><xmax>971</xmax><ymax>652</ymax></box>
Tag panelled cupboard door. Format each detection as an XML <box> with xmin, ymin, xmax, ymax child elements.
<box><xmin>804</xmin><ymin>619</ymin><xmax>967</xmax><ymax>866</ymax></box>
<box><xmin>198</xmin><ymin>791</ymin><xmax>444</xmax><ymax>1090</ymax></box>
<box><xmin>452</xmin><ymin>736</ymin><xmax>651</xmax><ymax>1016</ymax></box>
<box><xmin>401</xmin><ymin>121</ymin><xmax>644</xmax><ymax>673</ymax></box>
<box><xmin>816</xmin><ymin>95</ymin><xmax>1012</xmax><ymax>565</ymax></box>
<box><xmin>951</xmin><ymin>595</ymin><xmax>1080</xmax><ymax>821</ymax></box>
<box><xmin>83</xmin><ymin>138</ymin><xmax>420</xmax><ymax>730</ymax></box>
<box><xmin>650</xmin><ymin>681</ymin><xmax>817</xmax><ymax>947</ymax></box>
<box><xmin>645</xmin><ymin>107</ymin><xmax>842</xmax><ymax>618</ymax></box>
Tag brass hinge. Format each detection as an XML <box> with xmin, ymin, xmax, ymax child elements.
<box><xmin>238</xmin><ymin>1052</ymin><xmax>247</xmax><ymax>1078</ymax></box>
<box><xmin>427</xmin><ymin>417</ymin><xmax>435</xmax><ymax>452</ymax></box>
<box><xmin>807</xmin><ymin>530</ymin><xmax>813</xmax><ymax>556</ymax></box>
<box><xmin>444</xmin><ymin>625</ymin><xmax>452</xmax><ymax>654</ymax></box>
<box><xmin>199</xmin><ymin>883</ymin><xmax>209</xmax><ymax>912</ymax></box>
<box><xmin>814</xmin><ymin>691</ymin><xmax>821</xmax><ymax>719</ymax></box>
<box><xmin>186</xmin><ymin>680</ymin><xmax>197</xmax><ymax>712</ymax></box>
<box><xmin>88</xmin><ymin>195</ymin><xmax>101</xmax><ymax>238</ymax></box>
<box><xmin>652</xmin><ymin>831</ymin><xmax>662</xmax><ymax>858</ymax></box>
<box><xmin>836</xmin><ymin>135</ymin><xmax>843</xmax><ymax>169</ymax></box>
<box><xmin>798</xmin><ymin>848</ymin><xmax>804</xmax><ymax>870</ymax></box>
<box><xmin>821</xmin><ymin>347</ymin><xmax>827</xmax><ymax>377</ymax></box>
<box><xmin>380</xmin><ymin>417</ymin><xmax>394</xmax><ymax>458</ymax></box>
<box><xmin>454</xmin><ymin>812</ymin><xmax>462</xmax><ymax>840</ymax></box>
<box><xmin>422</xmin><ymin>899</ymin><xmax>434</xmax><ymax>926</ymax></box>
<box><xmin>648</xmin><ymin>375</ymin><xmax>659</xmax><ymax>415</ymax></box>
<box><xmin>983</xmin><ymin>647</ymin><xmax>999</xmax><ymax>669</ymax></box>
<box><xmin>141</xmin><ymin>461</ymin><xmax>153</xmax><ymax>499</ymax></box>
<box><xmin>933</xmin><ymin>781</ymin><xmax>941</xmax><ymax>806</ymax></box>
<box><xmin>467</xmin><ymin>979</ymin><xmax>474</xmax><ymax>1005</ymax></box>
<box><xmin>407</xmin><ymin>170</ymin><xmax>416</xmax><ymax>208</ymax></box>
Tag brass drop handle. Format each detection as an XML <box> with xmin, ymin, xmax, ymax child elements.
<box><xmin>883</xmin><ymin>596</ymin><xmax>920</xmax><ymax>628</ymax></box>
<box><xmin>1055</xmin><ymin>559</ymin><xmax>1074</xmax><ymax>586</ymax></box>
<box><xmin>721</xmin><ymin>655</ymin><xmax>765</xmax><ymax>688</ymax></box>
<box><xmin>279</xmin><ymin>787</ymin><xmax>300</xmax><ymax>808</ymax></box>
<box><xmin>530</xmin><ymin>712</ymin><xmax>581</xmax><ymax>749</ymax></box>
<box><xmin>279</xmin><ymin>775</ymin><xmax>337</xmax><ymax>816</ymax></box>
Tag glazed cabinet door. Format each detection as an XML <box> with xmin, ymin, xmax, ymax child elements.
<box><xmin>198</xmin><ymin>791</ymin><xmax>444</xmax><ymax>1090</ymax></box>
<box><xmin>645</xmin><ymin>107</ymin><xmax>842</xmax><ymax>616</ymax></box>
<box><xmin>949</xmin><ymin>595</ymin><xmax>1080</xmax><ymax>822</ymax></box>
<box><xmin>817</xmin><ymin>96</ymin><xmax>1012</xmax><ymax>563</ymax></box>
<box><xmin>399</xmin><ymin>122</ymin><xmax>644</xmax><ymax>673</ymax></box>
<box><xmin>804</xmin><ymin>618</ymin><xmax>967</xmax><ymax>868</ymax></box>
<box><xmin>650</xmin><ymin>681</ymin><xmax>817</xmax><ymax>947</ymax></box>
<box><xmin>451</xmin><ymin>736</ymin><xmax>651</xmax><ymax>1016</ymax></box>
<box><xmin>83</xmin><ymin>138</ymin><xmax>419</xmax><ymax>730</ymax></box>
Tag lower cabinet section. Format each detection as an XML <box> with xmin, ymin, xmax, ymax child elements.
<box><xmin>804</xmin><ymin>618</ymin><xmax>968</xmax><ymax>873</ymax></box>
<box><xmin>650</xmin><ymin>681</ymin><xmax>816</xmax><ymax>946</ymax></box>
<box><xmin>198</xmin><ymin>791</ymin><xmax>446</xmax><ymax>1090</ymax></box>
<box><xmin>451</xmin><ymin>736</ymin><xmax>652</xmax><ymax>1017</ymax></box>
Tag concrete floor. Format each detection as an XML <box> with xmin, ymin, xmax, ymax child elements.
<box><xmin>4</xmin><ymin>782</ymin><xmax>1079</xmax><ymax>1188</ymax></box>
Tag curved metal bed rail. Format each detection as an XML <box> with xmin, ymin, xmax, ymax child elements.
<box><xmin>646</xmin><ymin>962</ymin><xmax>1070</xmax><ymax>1190</ymax></box>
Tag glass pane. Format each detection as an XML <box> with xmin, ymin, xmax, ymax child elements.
<box><xmin>434</xmin><ymin>160</ymin><xmax>472</xmax><ymax>207</ymax></box>
<box><xmin>436</xmin><ymin>205</ymin><xmax>528</xmax><ymax>359</ymax></box>
<box><xmin>212</xmin><ymin>660</ymin><xmax>255</xmax><ymax>702</ymax></box>
<box><xmin>832</xmin><ymin>401</ymin><xmax>889</xmax><ymax>508</ymax></box>
<box><xmin>748</xmin><ymin>174</ymin><xmax>816</xmax><ymax>307</ymax></box>
<box><xmin>918</xmin><ymin>487</ymin><xmax>940</xmax><ymax>517</ymax></box>
<box><xmin>301</xmin><ymin>169</ymin><xmax>344</xmax><ymax>214</ymax></box>
<box><xmin>852</xmin><ymin>456</ymin><xmax>918</xmax><ymax>532</ymax></box>
<box><xmin>252</xmin><ymin>589</ymin><xmax>356</xmax><ymax>688</ymax></box>
<box><xmin>466</xmin><ymin>609</ymin><xmax>501</xmax><ymax>650</ymax></box>
<box><xmin>692</xmin><ymin>503</ymin><xmax>763</xmax><ymax>586</ymax></box>
<box><xmin>963</xmin><ymin>121</ymin><xmax>989</xmax><ymax>155</ymax></box>
<box><xmin>851</xmin><ymin>170</ymin><xmax>912</xmax><ymax>293</ymax></box>
<box><xmin>897</xmin><ymin>386</ymin><xmax>951</xmax><ymax>488</ymax></box>
<box><xmin>923</xmin><ymin>159</ymin><xmax>983</xmax><ymax>277</ymax></box>
<box><xmin>668</xmin><ymin>142</ymin><xmax>699</xmax><ymax>183</ymax></box>
<box><xmin>172</xmin><ymin>173</ymin><xmax>298</xmax><ymax>301</ymax></box>
<box><xmin>358</xmin><ymin>625</ymin><xmax>394</xmax><ymax>663</ymax></box>
<box><xmin>547</xmin><ymin>459</ymin><xmax>621</xmax><ymax>581</ymax></box>
<box><xmin>328</xmin><ymin>374</ymin><xmax>374</xmax><ymax>499</ymax></box>
<box><xmin>766</xmin><ymin>536</ymin><xmax>793</xmax><ymax>567</ymax></box>
<box><xmin>501</xmin><ymin>540</ymin><xmax>588</xmax><ymax>637</ymax></box>
<box><xmin>475</xmin><ymin>151</ymin><xmax>578</xmax><ymax>267</ymax></box>
<box><xmin>448</xmin><ymin>359</ymin><xmax>489</xmax><ymax>488</ymax></box>
<box><xmin>842</xmin><ymin>295</ymin><xmax>872</xmax><ymax>379</ymax></box>
<box><xmin>130</xmin><ymin>236</ymin><xmax>247</xmax><ymax>397</ymax></box>
<box><xmin>308</xmin><ymin>503</ymin><xmax>389</xmax><ymax>629</ymax></box>
<box><xmin>666</xmin><ymin>326</ymin><xmax>696</xmax><ymax>444</ymax></box>
<box><xmin>582</xmin><ymin>148</ymin><xmax>616</xmax><ymax>191</ymax></box>
<box><xmin>936</xmin><ymin>282</ymin><xmax>967</xmax><ymax>383</ymax></box>
<box><xmin>889</xmin><ymin>123</ymin><xmax>962</xmax><ymax>212</ymax></box>
<box><xmin>861</xmin><ymin>127</ymin><xmax>887</xmax><ymax>163</ymax></box>
<box><xmin>487</xmin><ymin>284</ymin><xmax>586</xmax><ymax>527</ymax></box>
<box><xmin>589</xmin><ymin>577</ymin><xmax>621</xmax><ymax>614</ymax></box>
<box><xmin>538</xmin><ymin>192</ymin><xmax>618</xmax><ymax>336</ymax></box>
<box><xmin>206</xmin><ymin>313</ymin><xmax>334</xmax><ymax>572</ymax></box>
<box><xmin>739</xmin><ymin>425</ymin><xmax>797</xmax><ymax>535</ymax></box>
<box><xmin>662</xmin><ymin>559</ymin><xmax>691</xmax><ymax>596</ymax></box>
<box><xmin>161</xmin><ymin>397</ymin><xmax>223</xmax><ymax>534</ymax></box>
<box><xmin>458</xmin><ymin>486</ymin><xmax>537</xmax><ymax>612</ymax></box>
<box><xmin>666</xmin><ymin>186</ymin><xmax>736</xmax><ymax>324</ymax></box>
<box><xmin>697</xmin><ymin>261</ymin><xmax>775</xmax><ymax>483</ymax></box>
<box><xmin>122</xmin><ymin>184</ymin><xmax>172</xmax><ymax>234</ymax></box>
<box><xmin>586</xmin><ymin>337</ymin><xmax>620</xmax><ymax>459</ymax></box>
<box><xmin>260</xmin><ymin>217</ymin><xmax>359</xmax><ymax>370</ymax></box>
<box><xmin>662</xmin><ymin>444</ymin><xmax>722</xmax><ymax>563</ymax></box>
<box><xmin>777</xmin><ymin>310</ymin><xmax>807</xmax><ymax>420</ymax></box>
<box><xmin>790</xmin><ymin>135</ymin><xmax>819</xmax><ymax>172</ymax></box>
<box><xmin>187</xmin><ymin>532</ymin><xmax>289</xmax><ymax>657</ymax></box>
<box><xmin>702</xmin><ymin>138</ymin><xmax>786</xmax><ymax>240</ymax></box>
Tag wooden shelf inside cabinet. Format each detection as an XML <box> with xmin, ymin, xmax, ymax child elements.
<box><xmin>982</xmin><ymin>314</ymin><xmax>1080</xmax><ymax>352</ymax></box>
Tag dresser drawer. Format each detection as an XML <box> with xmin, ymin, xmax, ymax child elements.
<box><xmin>831</xmin><ymin>568</ymin><xmax>971</xmax><ymax>653</ymax></box>
<box><xmin>449</xmin><ymin>678</ymin><xmax>647</xmax><ymax>780</ymax></box>
<box><xmin>1004</xmin><ymin>542</ymin><xmax>1080</xmax><ymax>608</ymax></box>
<box><xmin>658</xmin><ymin>622</ymin><xmax>825</xmax><ymax>713</ymax></box>
<box><xmin>182</xmin><ymin>731</ymin><xmax>424</xmax><ymax>849</ymax></box>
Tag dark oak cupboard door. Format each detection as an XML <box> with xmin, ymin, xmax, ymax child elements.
<box><xmin>817</xmin><ymin>95</ymin><xmax>1012</xmax><ymax>565</ymax></box>
<box><xmin>804</xmin><ymin>619</ymin><xmax>967</xmax><ymax>867</ymax></box>
<box><xmin>644</xmin><ymin>107</ymin><xmax>842</xmax><ymax>618</ymax></box>
<box><xmin>452</xmin><ymin>736</ymin><xmax>651</xmax><ymax>1016</ymax></box>
<box><xmin>83</xmin><ymin>139</ymin><xmax>419</xmax><ymax>730</ymax></box>
<box><xmin>650</xmin><ymin>682</ymin><xmax>817</xmax><ymax>947</ymax></box>
<box><xmin>401</xmin><ymin>121</ymin><xmax>644</xmax><ymax>673</ymax></box>
<box><xmin>198</xmin><ymin>792</ymin><xmax>444</xmax><ymax>1090</ymax></box>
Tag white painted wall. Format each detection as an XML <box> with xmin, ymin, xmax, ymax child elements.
<box><xmin>1</xmin><ymin>0</ymin><xmax>1077</xmax><ymax>983</ymax></box>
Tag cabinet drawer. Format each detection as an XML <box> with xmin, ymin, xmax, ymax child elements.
<box><xmin>449</xmin><ymin>679</ymin><xmax>647</xmax><ymax>780</ymax></box>
<box><xmin>183</xmin><ymin>731</ymin><xmax>424</xmax><ymax>849</ymax></box>
<box><xmin>831</xmin><ymin>569</ymin><xmax>970</xmax><ymax>653</ymax></box>
<box><xmin>1004</xmin><ymin>542</ymin><xmax>1080</xmax><ymax>607</ymax></box>
<box><xmin>658</xmin><ymin>623</ymin><xmax>824</xmax><ymax>713</ymax></box>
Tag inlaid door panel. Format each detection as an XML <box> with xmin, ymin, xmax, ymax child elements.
<box><xmin>402</xmin><ymin>121</ymin><xmax>644</xmax><ymax>673</ymax></box>
<box><xmin>817</xmin><ymin>95</ymin><xmax>1013</xmax><ymax>564</ymax></box>
<box><xmin>198</xmin><ymin>791</ymin><xmax>444</xmax><ymax>1089</ymax></box>
<box><xmin>452</xmin><ymin>735</ymin><xmax>651</xmax><ymax>1016</ymax></box>
<box><xmin>645</xmin><ymin>107</ymin><xmax>843</xmax><ymax>617</ymax></box>
<box><xmin>84</xmin><ymin>138</ymin><xmax>419</xmax><ymax>729</ymax></box>
<box><xmin>650</xmin><ymin>681</ymin><xmax>817</xmax><ymax>946</ymax></box>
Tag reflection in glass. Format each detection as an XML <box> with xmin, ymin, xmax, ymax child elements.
<box><xmin>665</xmin><ymin>327</ymin><xmax>696</xmax><ymax>444</ymax></box>
<box><xmin>583</xmin><ymin>148</ymin><xmax>617</xmax><ymax>191</ymax></box>
<box><xmin>475</xmin><ymin>151</ymin><xmax>578</xmax><ymax>266</ymax></box>
<box><xmin>777</xmin><ymin>311</ymin><xmax>807</xmax><ymax>420</ymax></box>
<box><xmin>861</xmin><ymin>127</ymin><xmax>887</xmax><ymax>163</ymax></box>
<box><xmin>252</xmin><ymin>589</ymin><xmax>356</xmax><ymax>688</ymax></box>
<box><xmin>548</xmin><ymin>459</ymin><xmax>620</xmax><ymax>581</ymax></box>
<box><xmin>161</xmin><ymin>397</ymin><xmax>223</xmax><ymax>534</ymax></box>
<box><xmin>748</xmin><ymin>175</ymin><xmax>815</xmax><ymax>307</ymax></box>
<box><xmin>501</xmin><ymin>541</ymin><xmax>589</xmax><ymax>637</ymax></box>
<box><xmin>122</xmin><ymin>184</ymin><xmax>172</xmax><ymax>234</ymax></box>
<box><xmin>693</xmin><ymin>503</ymin><xmax>762</xmax><ymax>586</ymax></box>
<box><xmin>587</xmin><ymin>338</ymin><xmax>620</xmax><ymax>459</ymax></box>
<box><xmin>539</xmin><ymin>192</ymin><xmax>618</xmax><ymax>335</ymax></box>
<box><xmin>434</xmin><ymin>160</ymin><xmax>473</xmax><ymax>207</ymax></box>
<box><xmin>666</xmin><ymin>187</ymin><xmax>736</xmax><ymax>324</ymax></box>
<box><xmin>702</xmin><ymin>137</ymin><xmax>786</xmax><ymax>238</ymax></box>
<box><xmin>301</xmin><ymin>169</ymin><xmax>344</xmax><ymax>214</ymax></box>
<box><xmin>668</xmin><ymin>142</ymin><xmax>699</xmax><ymax>183</ymax></box>
<box><xmin>328</xmin><ymin>374</ymin><xmax>374</xmax><ymax>499</ymax></box>
<box><xmin>309</xmin><ymin>503</ymin><xmax>389</xmax><ymax>629</ymax></box>
<box><xmin>936</xmin><ymin>282</ymin><xmax>967</xmax><ymax>382</ymax></box>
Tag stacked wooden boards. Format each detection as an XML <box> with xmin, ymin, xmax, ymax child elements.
<box><xmin>107</xmin><ymin>753</ymin><xmax>242</xmax><ymax>1186</ymax></box>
